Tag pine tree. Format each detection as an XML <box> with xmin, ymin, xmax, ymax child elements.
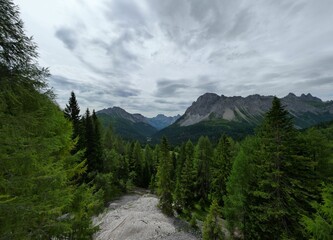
<box><xmin>203</xmin><ymin>199</ymin><xmax>225</xmax><ymax>240</ymax></box>
<box><xmin>156</xmin><ymin>137</ymin><xmax>173</xmax><ymax>215</ymax></box>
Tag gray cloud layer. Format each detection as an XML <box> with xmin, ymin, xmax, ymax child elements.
<box><xmin>16</xmin><ymin>0</ymin><xmax>333</xmax><ymax>116</ymax></box>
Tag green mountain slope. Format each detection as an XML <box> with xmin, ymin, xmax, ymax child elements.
<box><xmin>97</xmin><ymin>113</ymin><xmax>157</xmax><ymax>142</ymax></box>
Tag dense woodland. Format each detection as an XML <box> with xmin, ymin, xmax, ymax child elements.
<box><xmin>1</xmin><ymin>0</ymin><xmax>333</xmax><ymax>239</ymax></box>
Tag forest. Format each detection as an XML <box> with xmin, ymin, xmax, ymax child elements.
<box><xmin>1</xmin><ymin>0</ymin><xmax>333</xmax><ymax>239</ymax></box>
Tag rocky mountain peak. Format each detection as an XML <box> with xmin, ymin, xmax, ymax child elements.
<box><xmin>177</xmin><ymin>92</ymin><xmax>333</xmax><ymax>128</ymax></box>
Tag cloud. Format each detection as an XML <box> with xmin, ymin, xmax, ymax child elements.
<box><xmin>17</xmin><ymin>0</ymin><xmax>333</xmax><ymax>116</ymax></box>
<box><xmin>55</xmin><ymin>27</ymin><xmax>78</xmax><ymax>50</ymax></box>
<box><xmin>113</xmin><ymin>88</ymin><xmax>141</xmax><ymax>97</ymax></box>
<box><xmin>155</xmin><ymin>79</ymin><xmax>189</xmax><ymax>97</ymax></box>
<box><xmin>297</xmin><ymin>77</ymin><xmax>333</xmax><ymax>88</ymax></box>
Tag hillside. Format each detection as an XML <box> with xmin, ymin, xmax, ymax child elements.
<box><xmin>96</xmin><ymin>107</ymin><xmax>180</xmax><ymax>142</ymax></box>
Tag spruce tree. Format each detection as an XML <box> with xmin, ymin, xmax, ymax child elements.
<box><xmin>64</xmin><ymin>91</ymin><xmax>84</xmax><ymax>152</ymax></box>
<box><xmin>156</xmin><ymin>137</ymin><xmax>173</xmax><ymax>215</ymax></box>
<box><xmin>246</xmin><ymin>97</ymin><xmax>318</xmax><ymax>239</ymax></box>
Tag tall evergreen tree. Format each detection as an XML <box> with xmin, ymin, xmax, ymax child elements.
<box><xmin>203</xmin><ymin>199</ymin><xmax>225</xmax><ymax>240</ymax></box>
<box><xmin>223</xmin><ymin>136</ymin><xmax>258</xmax><ymax>235</ymax></box>
<box><xmin>246</xmin><ymin>97</ymin><xmax>318</xmax><ymax>239</ymax></box>
<box><xmin>211</xmin><ymin>135</ymin><xmax>233</xmax><ymax>206</ymax></box>
<box><xmin>83</xmin><ymin>109</ymin><xmax>103</xmax><ymax>177</ymax></box>
<box><xmin>64</xmin><ymin>91</ymin><xmax>84</xmax><ymax>152</ymax></box>
<box><xmin>194</xmin><ymin>136</ymin><xmax>213</xmax><ymax>203</ymax></box>
<box><xmin>156</xmin><ymin>137</ymin><xmax>173</xmax><ymax>215</ymax></box>
<box><xmin>177</xmin><ymin>140</ymin><xmax>196</xmax><ymax>212</ymax></box>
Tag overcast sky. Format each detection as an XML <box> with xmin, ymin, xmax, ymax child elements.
<box><xmin>15</xmin><ymin>0</ymin><xmax>333</xmax><ymax>117</ymax></box>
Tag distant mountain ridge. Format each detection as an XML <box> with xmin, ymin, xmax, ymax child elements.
<box><xmin>96</xmin><ymin>93</ymin><xmax>333</xmax><ymax>144</ymax></box>
<box><xmin>96</xmin><ymin>107</ymin><xmax>180</xmax><ymax>141</ymax></box>
<box><xmin>154</xmin><ymin>93</ymin><xmax>333</xmax><ymax>144</ymax></box>
<box><xmin>176</xmin><ymin>92</ymin><xmax>333</xmax><ymax>128</ymax></box>
<box><xmin>148</xmin><ymin>114</ymin><xmax>181</xmax><ymax>130</ymax></box>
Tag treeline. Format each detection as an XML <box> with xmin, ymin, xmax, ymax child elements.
<box><xmin>146</xmin><ymin>98</ymin><xmax>333</xmax><ymax>239</ymax></box>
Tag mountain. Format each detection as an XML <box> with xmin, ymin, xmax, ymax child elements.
<box><xmin>96</xmin><ymin>107</ymin><xmax>180</xmax><ymax>142</ymax></box>
<box><xmin>147</xmin><ymin>114</ymin><xmax>181</xmax><ymax>130</ymax></box>
<box><xmin>153</xmin><ymin>93</ymin><xmax>333</xmax><ymax>144</ymax></box>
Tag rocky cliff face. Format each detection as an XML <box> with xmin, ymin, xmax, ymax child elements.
<box><xmin>177</xmin><ymin>93</ymin><xmax>333</xmax><ymax>128</ymax></box>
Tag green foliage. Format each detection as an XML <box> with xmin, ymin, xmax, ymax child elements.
<box><xmin>0</xmin><ymin>81</ymin><xmax>101</xmax><ymax>239</ymax></box>
<box><xmin>153</xmin><ymin>119</ymin><xmax>255</xmax><ymax>145</ymax></box>
<box><xmin>202</xmin><ymin>199</ymin><xmax>224</xmax><ymax>240</ymax></box>
<box><xmin>174</xmin><ymin>140</ymin><xmax>196</xmax><ymax>213</ymax></box>
<box><xmin>97</xmin><ymin>113</ymin><xmax>157</xmax><ymax>143</ymax></box>
<box><xmin>0</xmin><ymin>0</ymin><xmax>47</xmax><ymax>84</ymax></box>
<box><xmin>223</xmin><ymin>136</ymin><xmax>258</xmax><ymax>233</ymax></box>
<box><xmin>224</xmin><ymin>97</ymin><xmax>321</xmax><ymax>239</ymax></box>
<box><xmin>303</xmin><ymin>183</ymin><xmax>333</xmax><ymax>240</ymax></box>
<box><xmin>0</xmin><ymin>2</ymin><xmax>103</xmax><ymax>238</ymax></box>
<box><xmin>211</xmin><ymin>135</ymin><xmax>233</xmax><ymax>206</ymax></box>
<box><xmin>194</xmin><ymin>136</ymin><xmax>213</xmax><ymax>203</ymax></box>
<box><xmin>63</xmin><ymin>91</ymin><xmax>85</xmax><ymax>155</ymax></box>
<box><xmin>83</xmin><ymin>109</ymin><xmax>104</xmax><ymax>178</ymax></box>
<box><xmin>156</xmin><ymin>137</ymin><xmax>174</xmax><ymax>216</ymax></box>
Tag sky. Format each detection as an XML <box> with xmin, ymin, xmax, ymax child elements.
<box><xmin>15</xmin><ymin>0</ymin><xmax>333</xmax><ymax>117</ymax></box>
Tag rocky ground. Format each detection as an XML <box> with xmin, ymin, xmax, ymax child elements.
<box><xmin>93</xmin><ymin>190</ymin><xmax>200</xmax><ymax>240</ymax></box>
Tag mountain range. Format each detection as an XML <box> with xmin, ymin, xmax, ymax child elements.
<box><xmin>96</xmin><ymin>107</ymin><xmax>180</xmax><ymax>142</ymax></box>
<box><xmin>97</xmin><ymin>93</ymin><xmax>333</xmax><ymax>144</ymax></box>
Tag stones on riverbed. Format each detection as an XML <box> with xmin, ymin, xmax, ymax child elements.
<box><xmin>93</xmin><ymin>194</ymin><xmax>198</xmax><ymax>240</ymax></box>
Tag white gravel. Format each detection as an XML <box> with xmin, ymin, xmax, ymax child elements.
<box><xmin>93</xmin><ymin>193</ymin><xmax>199</xmax><ymax>240</ymax></box>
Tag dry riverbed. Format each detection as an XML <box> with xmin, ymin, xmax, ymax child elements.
<box><xmin>93</xmin><ymin>190</ymin><xmax>200</xmax><ymax>240</ymax></box>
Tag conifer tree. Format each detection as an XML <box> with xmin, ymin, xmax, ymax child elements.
<box><xmin>223</xmin><ymin>136</ymin><xmax>258</xmax><ymax>235</ymax></box>
<box><xmin>211</xmin><ymin>135</ymin><xmax>233</xmax><ymax>206</ymax></box>
<box><xmin>92</xmin><ymin>110</ymin><xmax>103</xmax><ymax>172</ymax></box>
<box><xmin>203</xmin><ymin>199</ymin><xmax>225</xmax><ymax>240</ymax></box>
<box><xmin>245</xmin><ymin>97</ymin><xmax>318</xmax><ymax>239</ymax></box>
<box><xmin>64</xmin><ymin>91</ymin><xmax>85</xmax><ymax>152</ymax></box>
<box><xmin>303</xmin><ymin>183</ymin><xmax>333</xmax><ymax>240</ymax></box>
<box><xmin>194</xmin><ymin>136</ymin><xmax>213</xmax><ymax>203</ymax></box>
<box><xmin>0</xmin><ymin>2</ymin><xmax>102</xmax><ymax>237</ymax></box>
<box><xmin>0</xmin><ymin>0</ymin><xmax>47</xmax><ymax>84</ymax></box>
<box><xmin>83</xmin><ymin>109</ymin><xmax>103</xmax><ymax>176</ymax></box>
<box><xmin>156</xmin><ymin>137</ymin><xmax>173</xmax><ymax>215</ymax></box>
<box><xmin>178</xmin><ymin>140</ymin><xmax>195</xmax><ymax>211</ymax></box>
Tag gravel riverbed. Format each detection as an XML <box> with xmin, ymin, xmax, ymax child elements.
<box><xmin>93</xmin><ymin>192</ymin><xmax>200</xmax><ymax>240</ymax></box>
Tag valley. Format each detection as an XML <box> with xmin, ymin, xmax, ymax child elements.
<box><xmin>96</xmin><ymin>93</ymin><xmax>333</xmax><ymax>144</ymax></box>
